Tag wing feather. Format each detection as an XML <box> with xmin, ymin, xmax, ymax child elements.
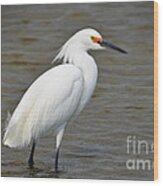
<box><xmin>3</xmin><ymin>64</ymin><xmax>83</xmax><ymax>148</ymax></box>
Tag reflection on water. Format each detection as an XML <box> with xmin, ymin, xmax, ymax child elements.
<box><xmin>1</xmin><ymin>2</ymin><xmax>154</xmax><ymax>180</ymax></box>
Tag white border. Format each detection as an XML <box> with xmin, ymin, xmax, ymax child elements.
<box><xmin>1</xmin><ymin>0</ymin><xmax>163</xmax><ymax>186</ymax></box>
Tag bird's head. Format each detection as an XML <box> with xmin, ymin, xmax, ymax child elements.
<box><xmin>71</xmin><ymin>28</ymin><xmax>127</xmax><ymax>53</ymax></box>
<box><xmin>72</xmin><ymin>28</ymin><xmax>104</xmax><ymax>50</ymax></box>
<box><xmin>53</xmin><ymin>28</ymin><xmax>127</xmax><ymax>64</ymax></box>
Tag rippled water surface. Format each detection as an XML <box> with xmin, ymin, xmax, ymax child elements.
<box><xmin>1</xmin><ymin>2</ymin><xmax>154</xmax><ymax>180</ymax></box>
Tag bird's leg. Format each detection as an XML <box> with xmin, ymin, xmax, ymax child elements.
<box><xmin>55</xmin><ymin>128</ymin><xmax>65</xmax><ymax>172</ymax></box>
<box><xmin>28</xmin><ymin>141</ymin><xmax>36</xmax><ymax>168</ymax></box>
<box><xmin>55</xmin><ymin>147</ymin><xmax>60</xmax><ymax>172</ymax></box>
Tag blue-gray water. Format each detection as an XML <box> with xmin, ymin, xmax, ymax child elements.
<box><xmin>1</xmin><ymin>2</ymin><xmax>154</xmax><ymax>180</ymax></box>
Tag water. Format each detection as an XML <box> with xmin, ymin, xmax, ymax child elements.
<box><xmin>1</xmin><ymin>2</ymin><xmax>154</xmax><ymax>180</ymax></box>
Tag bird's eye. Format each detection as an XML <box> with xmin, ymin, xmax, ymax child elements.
<box><xmin>91</xmin><ymin>36</ymin><xmax>95</xmax><ymax>41</ymax></box>
<box><xmin>91</xmin><ymin>36</ymin><xmax>103</xmax><ymax>43</ymax></box>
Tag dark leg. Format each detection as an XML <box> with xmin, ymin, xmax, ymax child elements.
<box><xmin>55</xmin><ymin>127</ymin><xmax>65</xmax><ymax>172</ymax></box>
<box><xmin>28</xmin><ymin>141</ymin><xmax>36</xmax><ymax>168</ymax></box>
<box><xmin>55</xmin><ymin>147</ymin><xmax>60</xmax><ymax>172</ymax></box>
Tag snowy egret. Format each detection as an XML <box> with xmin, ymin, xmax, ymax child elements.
<box><xmin>3</xmin><ymin>28</ymin><xmax>127</xmax><ymax>171</ymax></box>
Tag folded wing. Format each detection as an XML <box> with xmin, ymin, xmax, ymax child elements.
<box><xmin>3</xmin><ymin>64</ymin><xmax>83</xmax><ymax>148</ymax></box>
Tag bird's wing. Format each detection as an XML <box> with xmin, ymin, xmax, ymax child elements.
<box><xmin>3</xmin><ymin>64</ymin><xmax>84</xmax><ymax>148</ymax></box>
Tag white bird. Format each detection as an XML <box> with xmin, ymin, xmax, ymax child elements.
<box><xmin>3</xmin><ymin>28</ymin><xmax>127</xmax><ymax>171</ymax></box>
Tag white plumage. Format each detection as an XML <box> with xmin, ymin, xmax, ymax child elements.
<box><xmin>3</xmin><ymin>28</ymin><xmax>126</xmax><ymax>170</ymax></box>
<box><xmin>3</xmin><ymin>65</ymin><xmax>84</xmax><ymax>148</ymax></box>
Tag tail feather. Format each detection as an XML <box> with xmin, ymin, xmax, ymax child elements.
<box><xmin>3</xmin><ymin>112</ymin><xmax>32</xmax><ymax>148</ymax></box>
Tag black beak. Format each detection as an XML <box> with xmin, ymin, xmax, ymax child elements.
<box><xmin>98</xmin><ymin>41</ymin><xmax>127</xmax><ymax>54</ymax></box>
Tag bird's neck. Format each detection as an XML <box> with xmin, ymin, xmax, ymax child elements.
<box><xmin>71</xmin><ymin>50</ymin><xmax>98</xmax><ymax>113</ymax></box>
<box><xmin>56</xmin><ymin>46</ymin><xmax>97</xmax><ymax>76</ymax></box>
<box><xmin>69</xmin><ymin>50</ymin><xmax>97</xmax><ymax>78</ymax></box>
<box><xmin>71</xmin><ymin>50</ymin><xmax>94</xmax><ymax>68</ymax></box>
<box><xmin>54</xmin><ymin>46</ymin><xmax>98</xmax><ymax>112</ymax></box>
